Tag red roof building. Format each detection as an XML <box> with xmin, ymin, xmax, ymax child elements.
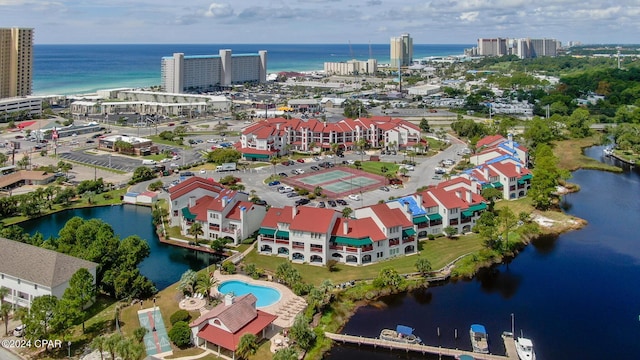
<box><xmin>190</xmin><ymin>294</ymin><xmax>277</xmax><ymax>355</ymax></box>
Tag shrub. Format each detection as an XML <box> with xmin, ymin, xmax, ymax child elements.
<box><xmin>170</xmin><ymin>309</ymin><xmax>191</xmax><ymax>325</ymax></box>
<box><xmin>428</xmin><ymin>234</ymin><xmax>435</xmax><ymax>240</ymax></box>
<box><xmin>168</xmin><ymin>321</ymin><xmax>191</xmax><ymax>347</ymax></box>
<box><xmin>222</xmin><ymin>261</ymin><xmax>236</xmax><ymax>274</ymax></box>
<box><xmin>133</xmin><ymin>327</ymin><xmax>148</xmax><ymax>343</ymax></box>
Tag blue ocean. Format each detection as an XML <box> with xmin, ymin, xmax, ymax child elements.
<box><xmin>33</xmin><ymin>44</ymin><xmax>470</xmax><ymax>96</ymax></box>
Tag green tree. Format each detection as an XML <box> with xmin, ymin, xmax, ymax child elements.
<box><xmin>178</xmin><ymin>269</ymin><xmax>198</xmax><ymax>295</ymax></box>
<box><xmin>0</xmin><ymin>302</ymin><xmax>11</xmax><ymax>336</ymax></box>
<box><xmin>289</xmin><ymin>315</ymin><xmax>315</xmax><ymax>350</ymax></box>
<box><xmin>91</xmin><ymin>336</ymin><xmax>106</xmax><ymax>360</ymax></box>
<box><xmin>62</xmin><ymin>268</ymin><xmax>96</xmax><ymax>332</ymax></box>
<box><xmin>195</xmin><ymin>273</ymin><xmax>217</xmax><ymax>301</ymax></box>
<box><xmin>236</xmin><ymin>333</ymin><xmax>259</xmax><ymax>359</ymax></box>
<box><xmin>187</xmin><ymin>222</ymin><xmax>204</xmax><ymax>244</ymax></box>
<box><xmin>104</xmin><ymin>333</ymin><xmax>124</xmax><ymax>360</ymax></box>
<box><xmin>480</xmin><ymin>187</ymin><xmax>503</xmax><ymax>212</ymax></box>
<box><xmin>374</xmin><ymin>267</ymin><xmax>403</xmax><ymax>290</ymax></box>
<box><xmin>23</xmin><ymin>295</ymin><xmax>59</xmax><ymax>340</ymax></box>
<box><xmin>130</xmin><ymin>166</ymin><xmax>156</xmax><ymax>184</ymax></box>
<box><xmin>356</xmin><ymin>138</ymin><xmax>367</xmax><ymax>161</ymax></box>
<box><xmin>419</xmin><ymin>118</ymin><xmax>430</xmax><ymax>132</ymax></box>
<box><xmin>275</xmin><ymin>262</ymin><xmax>301</xmax><ymax>286</ymax></box>
<box><xmin>415</xmin><ymin>257</ymin><xmax>432</xmax><ymax>276</ymax></box>
<box><xmin>443</xmin><ymin>226</ymin><xmax>458</xmax><ymax>238</ymax></box>
<box><xmin>0</xmin><ymin>153</ymin><xmax>8</xmax><ymax>166</ymax></box>
<box><xmin>210</xmin><ymin>237</ymin><xmax>228</xmax><ymax>253</ymax></box>
<box><xmin>16</xmin><ymin>154</ymin><xmax>30</xmax><ymax>169</ymax></box>
<box><xmin>341</xmin><ymin>207</ymin><xmax>353</xmax><ymax>219</ymax></box>
<box><xmin>565</xmin><ymin>108</ymin><xmax>592</xmax><ymax>138</ymax></box>
<box><xmin>475</xmin><ymin>211</ymin><xmax>500</xmax><ymax>249</ymax></box>
<box><xmin>205</xmin><ymin>148</ymin><xmax>242</xmax><ymax>164</ymax></box>
<box><xmin>168</xmin><ymin>321</ymin><xmax>191</xmax><ymax>347</ymax></box>
<box><xmin>529</xmin><ymin>144</ymin><xmax>569</xmax><ymax>210</ymax></box>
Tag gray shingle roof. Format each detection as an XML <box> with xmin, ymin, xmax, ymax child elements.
<box><xmin>0</xmin><ymin>237</ymin><xmax>98</xmax><ymax>288</ymax></box>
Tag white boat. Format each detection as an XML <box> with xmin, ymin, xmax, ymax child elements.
<box><xmin>470</xmin><ymin>324</ymin><xmax>489</xmax><ymax>354</ymax></box>
<box><xmin>603</xmin><ymin>147</ymin><xmax>613</xmax><ymax>156</ymax></box>
<box><xmin>514</xmin><ymin>336</ymin><xmax>536</xmax><ymax>360</ymax></box>
<box><xmin>379</xmin><ymin>325</ymin><xmax>422</xmax><ymax>344</ymax></box>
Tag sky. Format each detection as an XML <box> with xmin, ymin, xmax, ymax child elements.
<box><xmin>1</xmin><ymin>0</ymin><xmax>639</xmax><ymax>45</ymax></box>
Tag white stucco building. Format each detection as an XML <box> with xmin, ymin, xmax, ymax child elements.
<box><xmin>0</xmin><ymin>237</ymin><xmax>98</xmax><ymax>308</ymax></box>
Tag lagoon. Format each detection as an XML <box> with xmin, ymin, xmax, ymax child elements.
<box><xmin>326</xmin><ymin>148</ymin><xmax>640</xmax><ymax>360</ymax></box>
<box><xmin>19</xmin><ymin>204</ymin><xmax>221</xmax><ymax>290</ymax></box>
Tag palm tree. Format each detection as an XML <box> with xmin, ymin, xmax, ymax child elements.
<box><xmin>1</xmin><ymin>303</ymin><xmax>11</xmax><ymax>336</ymax></box>
<box><xmin>188</xmin><ymin>222</ymin><xmax>204</xmax><ymax>245</ymax></box>
<box><xmin>91</xmin><ymin>336</ymin><xmax>106</xmax><ymax>360</ymax></box>
<box><xmin>236</xmin><ymin>333</ymin><xmax>258</xmax><ymax>359</ymax></box>
<box><xmin>330</xmin><ymin>143</ymin><xmax>339</xmax><ymax>163</ymax></box>
<box><xmin>178</xmin><ymin>270</ymin><xmax>198</xmax><ymax>295</ymax></box>
<box><xmin>195</xmin><ymin>273</ymin><xmax>217</xmax><ymax>302</ymax></box>
<box><xmin>308</xmin><ymin>141</ymin><xmax>317</xmax><ymax>154</ymax></box>
<box><xmin>270</xmin><ymin>156</ymin><xmax>279</xmax><ymax>177</ymax></box>
<box><xmin>356</xmin><ymin>138</ymin><xmax>367</xmax><ymax>161</ymax></box>
<box><xmin>341</xmin><ymin>207</ymin><xmax>353</xmax><ymax>219</ymax></box>
<box><xmin>104</xmin><ymin>334</ymin><xmax>123</xmax><ymax>360</ymax></box>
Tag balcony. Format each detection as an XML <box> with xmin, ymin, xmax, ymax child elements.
<box><xmin>429</xmin><ymin>220</ymin><xmax>443</xmax><ymax>226</ymax></box>
<box><xmin>402</xmin><ymin>237</ymin><xmax>415</xmax><ymax>244</ymax></box>
<box><xmin>275</xmin><ymin>239</ymin><xmax>290</xmax><ymax>245</ymax></box>
<box><xmin>345</xmin><ymin>247</ymin><xmax>358</xmax><ymax>253</ymax></box>
<box><xmin>292</xmin><ymin>244</ymin><xmax>305</xmax><ymax>250</ymax></box>
<box><xmin>389</xmin><ymin>239</ymin><xmax>400</xmax><ymax>247</ymax></box>
<box><xmin>310</xmin><ymin>247</ymin><xmax>323</xmax><ymax>253</ymax></box>
<box><xmin>417</xmin><ymin>223</ymin><xmax>429</xmax><ymax>229</ymax></box>
<box><xmin>221</xmin><ymin>228</ymin><xmax>236</xmax><ymax>234</ymax></box>
<box><xmin>461</xmin><ymin>217</ymin><xmax>472</xmax><ymax>224</ymax></box>
<box><xmin>260</xmin><ymin>237</ymin><xmax>274</xmax><ymax>243</ymax></box>
<box><xmin>449</xmin><ymin>219</ymin><xmax>459</xmax><ymax>226</ymax></box>
<box><xmin>209</xmin><ymin>224</ymin><xmax>220</xmax><ymax>231</ymax></box>
<box><xmin>362</xmin><ymin>245</ymin><xmax>373</xmax><ymax>252</ymax></box>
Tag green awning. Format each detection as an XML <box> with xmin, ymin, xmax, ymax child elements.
<box><xmin>462</xmin><ymin>210</ymin><xmax>473</xmax><ymax>217</ymax></box>
<box><xmin>403</xmin><ymin>228</ymin><xmax>416</xmax><ymax>237</ymax></box>
<box><xmin>331</xmin><ymin>236</ymin><xmax>372</xmax><ymax>246</ymax></box>
<box><xmin>244</xmin><ymin>153</ymin><xmax>270</xmax><ymax>159</ymax></box>
<box><xmin>258</xmin><ymin>228</ymin><xmax>276</xmax><ymax>236</ymax></box>
<box><xmin>517</xmin><ymin>179</ymin><xmax>525</xmax><ymax>185</ymax></box>
<box><xmin>520</xmin><ymin>174</ymin><xmax>532</xmax><ymax>181</ymax></box>
<box><xmin>181</xmin><ymin>207</ymin><xmax>196</xmax><ymax>220</ymax></box>
<box><xmin>492</xmin><ymin>181</ymin><xmax>503</xmax><ymax>188</ymax></box>
<box><xmin>275</xmin><ymin>230</ymin><xmax>289</xmax><ymax>239</ymax></box>
<box><xmin>413</xmin><ymin>215</ymin><xmax>428</xmax><ymax>224</ymax></box>
<box><xmin>482</xmin><ymin>183</ymin><xmax>494</xmax><ymax>189</ymax></box>
<box><xmin>427</xmin><ymin>213</ymin><xmax>442</xmax><ymax>221</ymax></box>
<box><xmin>468</xmin><ymin>203</ymin><xmax>487</xmax><ymax>212</ymax></box>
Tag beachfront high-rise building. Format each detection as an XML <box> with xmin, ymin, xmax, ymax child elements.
<box><xmin>161</xmin><ymin>49</ymin><xmax>267</xmax><ymax>93</ymax></box>
<box><xmin>390</xmin><ymin>33</ymin><xmax>413</xmax><ymax>68</ymax></box>
<box><xmin>475</xmin><ymin>37</ymin><xmax>559</xmax><ymax>58</ymax></box>
<box><xmin>324</xmin><ymin>59</ymin><xmax>378</xmax><ymax>76</ymax></box>
<box><xmin>0</xmin><ymin>28</ymin><xmax>33</xmax><ymax>99</ymax></box>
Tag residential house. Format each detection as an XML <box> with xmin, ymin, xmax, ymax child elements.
<box><xmin>190</xmin><ymin>294</ymin><xmax>277</xmax><ymax>358</ymax></box>
<box><xmin>0</xmin><ymin>237</ymin><xmax>98</xmax><ymax>309</ymax></box>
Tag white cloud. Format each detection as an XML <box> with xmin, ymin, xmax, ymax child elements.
<box><xmin>204</xmin><ymin>2</ymin><xmax>233</xmax><ymax>18</ymax></box>
<box><xmin>459</xmin><ymin>11</ymin><xmax>479</xmax><ymax>22</ymax></box>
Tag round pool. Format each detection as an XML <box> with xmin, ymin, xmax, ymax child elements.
<box><xmin>217</xmin><ymin>280</ymin><xmax>281</xmax><ymax>308</ymax></box>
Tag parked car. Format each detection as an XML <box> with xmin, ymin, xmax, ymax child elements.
<box><xmin>268</xmin><ymin>180</ymin><xmax>281</xmax><ymax>186</ymax></box>
<box><xmin>313</xmin><ymin>156</ymin><xmax>321</xmax><ymax>161</ymax></box>
<box><xmin>281</xmin><ymin>160</ymin><xmax>290</xmax><ymax>166</ymax></box>
<box><xmin>13</xmin><ymin>324</ymin><xmax>25</xmax><ymax>337</ymax></box>
<box><xmin>295</xmin><ymin>198</ymin><xmax>310</xmax><ymax>206</ymax></box>
<box><xmin>327</xmin><ymin>200</ymin><xmax>337</xmax><ymax>207</ymax></box>
<box><xmin>337</xmin><ymin>153</ymin><xmax>345</xmax><ymax>158</ymax></box>
<box><xmin>379</xmin><ymin>186</ymin><xmax>390</xmax><ymax>192</ymax></box>
<box><xmin>286</xmin><ymin>192</ymin><xmax>299</xmax><ymax>198</ymax></box>
<box><xmin>342</xmin><ymin>160</ymin><xmax>349</xmax><ymax>164</ymax></box>
<box><xmin>297</xmin><ymin>158</ymin><xmax>305</xmax><ymax>163</ymax></box>
<box><xmin>253</xmin><ymin>199</ymin><xmax>268</xmax><ymax>206</ymax></box>
<box><xmin>291</xmin><ymin>169</ymin><xmax>299</xmax><ymax>175</ymax></box>
<box><xmin>278</xmin><ymin>172</ymin><xmax>288</xmax><ymax>178</ymax></box>
<box><xmin>317</xmin><ymin>201</ymin><xmax>326</xmax><ymax>208</ymax></box>
<box><xmin>287</xmin><ymin>160</ymin><xmax>295</xmax><ymax>165</ymax></box>
<box><xmin>310</xmin><ymin>166</ymin><xmax>320</xmax><ymax>171</ymax></box>
<box><xmin>336</xmin><ymin>199</ymin><xmax>348</xmax><ymax>205</ymax></box>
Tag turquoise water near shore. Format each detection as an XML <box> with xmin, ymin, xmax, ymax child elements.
<box><xmin>33</xmin><ymin>43</ymin><xmax>470</xmax><ymax>95</ymax></box>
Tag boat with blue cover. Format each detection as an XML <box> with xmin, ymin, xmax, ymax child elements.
<box><xmin>470</xmin><ymin>324</ymin><xmax>489</xmax><ymax>354</ymax></box>
<box><xmin>379</xmin><ymin>325</ymin><xmax>422</xmax><ymax>344</ymax></box>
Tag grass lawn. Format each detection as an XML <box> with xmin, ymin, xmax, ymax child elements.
<box><xmin>242</xmin><ymin>234</ymin><xmax>485</xmax><ymax>285</ymax></box>
<box><xmin>553</xmin><ymin>136</ymin><xmax>622</xmax><ymax>172</ymax></box>
<box><xmin>356</xmin><ymin>161</ymin><xmax>400</xmax><ymax>176</ymax></box>
<box><xmin>143</xmin><ymin>154</ymin><xmax>172</xmax><ymax>161</ymax></box>
<box><xmin>148</xmin><ymin>135</ymin><xmax>189</xmax><ymax>149</ymax></box>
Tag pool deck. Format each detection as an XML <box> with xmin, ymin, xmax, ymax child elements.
<box><xmin>212</xmin><ymin>270</ymin><xmax>307</xmax><ymax>328</ymax></box>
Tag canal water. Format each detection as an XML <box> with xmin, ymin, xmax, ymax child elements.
<box><xmin>326</xmin><ymin>147</ymin><xmax>640</xmax><ymax>360</ymax></box>
<box><xmin>19</xmin><ymin>204</ymin><xmax>220</xmax><ymax>290</ymax></box>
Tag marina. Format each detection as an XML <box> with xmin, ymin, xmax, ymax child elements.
<box><xmin>325</xmin><ymin>331</ymin><xmax>518</xmax><ymax>360</ymax></box>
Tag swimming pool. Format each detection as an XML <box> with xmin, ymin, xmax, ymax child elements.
<box><xmin>217</xmin><ymin>280</ymin><xmax>281</xmax><ymax>308</ymax></box>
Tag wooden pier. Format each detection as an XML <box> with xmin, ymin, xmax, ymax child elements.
<box><xmin>325</xmin><ymin>332</ymin><xmax>519</xmax><ymax>360</ymax></box>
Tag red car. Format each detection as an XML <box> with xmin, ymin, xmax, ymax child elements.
<box><xmin>281</xmin><ymin>161</ymin><xmax>290</xmax><ymax>166</ymax></box>
<box><xmin>168</xmin><ymin>123</ymin><xmax>175</xmax><ymax>126</ymax></box>
<box><xmin>297</xmin><ymin>159</ymin><xmax>305</xmax><ymax>163</ymax></box>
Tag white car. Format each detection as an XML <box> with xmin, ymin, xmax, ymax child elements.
<box><xmin>347</xmin><ymin>160</ymin><xmax>355</xmax><ymax>165</ymax></box>
<box><xmin>206</xmin><ymin>139</ymin><xmax>218</xmax><ymax>143</ymax></box>
<box><xmin>13</xmin><ymin>324</ymin><xmax>25</xmax><ymax>337</ymax></box>
<box><xmin>296</xmin><ymin>169</ymin><xmax>305</xmax><ymax>174</ymax></box>
<box><xmin>200</xmin><ymin>169</ymin><xmax>206</xmax><ymax>174</ymax></box>
<box><xmin>348</xmin><ymin>194</ymin><xmax>361</xmax><ymax>201</ymax></box>
<box><xmin>405</xmin><ymin>165</ymin><xmax>415</xmax><ymax>171</ymax></box>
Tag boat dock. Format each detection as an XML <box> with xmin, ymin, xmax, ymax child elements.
<box><xmin>325</xmin><ymin>332</ymin><xmax>519</xmax><ymax>360</ymax></box>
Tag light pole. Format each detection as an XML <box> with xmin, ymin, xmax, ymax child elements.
<box><xmin>68</xmin><ymin>341</ymin><xmax>71</xmax><ymax>358</ymax></box>
<box><xmin>152</xmin><ymin>296</ymin><xmax>157</xmax><ymax>332</ymax></box>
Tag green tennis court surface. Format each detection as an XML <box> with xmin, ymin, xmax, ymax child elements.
<box><xmin>137</xmin><ymin>308</ymin><xmax>173</xmax><ymax>356</ymax></box>
<box><xmin>286</xmin><ymin>167</ymin><xmax>387</xmax><ymax>198</ymax></box>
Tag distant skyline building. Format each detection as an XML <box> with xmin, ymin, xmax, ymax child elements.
<box><xmin>161</xmin><ymin>49</ymin><xmax>267</xmax><ymax>93</ymax></box>
<box><xmin>0</xmin><ymin>28</ymin><xmax>33</xmax><ymax>99</ymax></box>
<box><xmin>324</xmin><ymin>59</ymin><xmax>378</xmax><ymax>76</ymax></box>
<box><xmin>472</xmin><ymin>37</ymin><xmax>559</xmax><ymax>58</ymax></box>
<box><xmin>390</xmin><ymin>33</ymin><xmax>413</xmax><ymax>68</ymax></box>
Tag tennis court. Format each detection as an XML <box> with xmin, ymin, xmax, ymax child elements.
<box><xmin>283</xmin><ymin>166</ymin><xmax>387</xmax><ymax>198</ymax></box>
